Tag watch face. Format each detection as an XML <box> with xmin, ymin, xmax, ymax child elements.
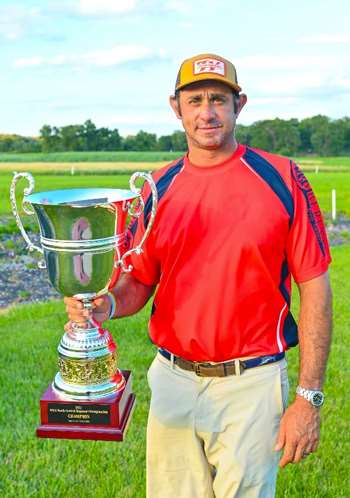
<box><xmin>311</xmin><ymin>391</ymin><xmax>324</xmax><ymax>407</ymax></box>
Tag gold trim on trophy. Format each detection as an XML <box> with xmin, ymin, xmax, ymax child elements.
<box><xmin>58</xmin><ymin>352</ymin><xmax>118</xmax><ymax>385</ymax></box>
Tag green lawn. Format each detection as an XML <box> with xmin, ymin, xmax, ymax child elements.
<box><xmin>0</xmin><ymin>151</ymin><xmax>349</xmax><ymax>170</ymax></box>
<box><xmin>1</xmin><ymin>169</ymin><xmax>349</xmax><ymax>218</ymax></box>
<box><xmin>0</xmin><ymin>300</ymin><xmax>155</xmax><ymax>498</ymax></box>
<box><xmin>0</xmin><ymin>151</ymin><xmax>185</xmax><ymax>163</ymax></box>
<box><xmin>0</xmin><ymin>174</ymin><xmax>132</xmax><ymax>217</ymax></box>
<box><xmin>0</xmin><ymin>245</ymin><xmax>349</xmax><ymax>497</ymax></box>
<box><xmin>293</xmin><ymin>156</ymin><xmax>350</xmax><ymax>170</ymax></box>
<box><xmin>305</xmin><ymin>172</ymin><xmax>350</xmax><ymax>219</ymax></box>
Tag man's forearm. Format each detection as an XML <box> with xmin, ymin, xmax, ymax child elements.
<box><xmin>297</xmin><ymin>272</ymin><xmax>332</xmax><ymax>389</ymax></box>
<box><xmin>110</xmin><ymin>272</ymin><xmax>156</xmax><ymax>318</ymax></box>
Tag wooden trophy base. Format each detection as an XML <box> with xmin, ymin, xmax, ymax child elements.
<box><xmin>37</xmin><ymin>370</ymin><xmax>135</xmax><ymax>442</ymax></box>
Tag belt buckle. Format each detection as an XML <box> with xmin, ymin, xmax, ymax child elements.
<box><xmin>194</xmin><ymin>362</ymin><xmax>205</xmax><ymax>377</ymax></box>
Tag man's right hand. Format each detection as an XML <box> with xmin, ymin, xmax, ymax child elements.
<box><xmin>63</xmin><ymin>295</ymin><xmax>112</xmax><ymax>331</ymax></box>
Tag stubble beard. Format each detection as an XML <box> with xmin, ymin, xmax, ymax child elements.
<box><xmin>186</xmin><ymin>124</ymin><xmax>236</xmax><ymax>151</ymax></box>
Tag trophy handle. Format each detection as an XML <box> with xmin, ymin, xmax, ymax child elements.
<box><xmin>10</xmin><ymin>172</ymin><xmax>46</xmax><ymax>269</ymax></box>
<box><xmin>117</xmin><ymin>172</ymin><xmax>158</xmax><ymax>273</ymax></box>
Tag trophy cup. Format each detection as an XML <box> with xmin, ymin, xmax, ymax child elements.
<box><xmin>10</xmin><ymin>172</ymin><xmax>158</xmax><ymax>441</ymax></box>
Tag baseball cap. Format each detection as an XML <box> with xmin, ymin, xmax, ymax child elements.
<box><xmin>175</xmin><ymin>53</ymin><xmax>241</xmax><ymax>93</ymax></box>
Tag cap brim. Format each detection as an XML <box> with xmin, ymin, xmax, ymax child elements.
<box><xmin>176</xmin><ymin>76</ymin><xmax>241</xmax><ymax>93</ymax></box>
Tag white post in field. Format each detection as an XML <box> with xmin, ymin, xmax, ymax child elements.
<box><xmin>331</xmin><ymin>189</ymin><xmax>336</xmax><ymax>221</ymax></box>
<box><xmin>315</xmin><ymin>165</ymin><xmax>319</xmax><ymax>174</ymax></box>
<box><xmin>71</xmin><ymin>166</ymin><xmax>75</xmax><ymax>176</ymax></box>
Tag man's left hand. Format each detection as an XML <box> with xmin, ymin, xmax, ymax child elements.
<box><xmin>275</xmin><ymin>397</ymin><xmax>321</xmax><ymax>467</ymax></box>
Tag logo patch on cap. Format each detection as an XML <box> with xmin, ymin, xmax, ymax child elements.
<box><xmin>193</xmin><ymin>58</ymin><xmax>225</xmax><ymax>76</ymax></box>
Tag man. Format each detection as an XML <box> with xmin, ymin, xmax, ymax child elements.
<box><xmin>64</xmin><ymin>53</ymin><xmax>332</xmax><ymax>498</ymax></box>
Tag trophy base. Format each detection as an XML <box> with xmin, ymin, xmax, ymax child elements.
<box><xmin>37</xmin><ymin>370</ymin><xmax>135</xmax><ymax>442</ymax></box>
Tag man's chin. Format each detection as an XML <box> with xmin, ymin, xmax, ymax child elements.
<box><xmin>196</xmin><ymin>140</ymin><xmax>222</xmax><ymax>150</ymax></box>
<box><xmin>188</xmin><ymin>133</ymin><xmax>233</xmax><ymax>151</ymax></box>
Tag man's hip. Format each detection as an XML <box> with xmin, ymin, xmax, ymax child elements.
<box><xmin>146</xmin><ymin>352</ymin><xmax>289</xmax><ymax>498</ymax></box>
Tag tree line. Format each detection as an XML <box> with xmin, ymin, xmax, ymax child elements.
<box><xmin>0</xmin><ymin>115</ymin><xmax>349</xmax><ymax>156</ymax></box>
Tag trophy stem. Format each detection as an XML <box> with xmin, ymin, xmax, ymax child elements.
<box><xmin>53</xmin><ymin>294</ymin><xmax>125</xmax><ymax>400</ymax></box>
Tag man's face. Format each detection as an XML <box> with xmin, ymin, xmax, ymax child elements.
<box><xmin>170</xmin><ymin>80</ymin><xmax>246</xmax><ymax>152</ymax></box>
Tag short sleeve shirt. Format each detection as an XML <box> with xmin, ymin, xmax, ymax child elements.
<box><xmin>128</xmin><ymin>145</ymin><xmax>331</xmax><ymax>362</ymax></box>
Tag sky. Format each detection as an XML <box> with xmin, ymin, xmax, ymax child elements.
<box><xmin>0</xmin><ymin>0</ymin><xmax>350</xmax><ymax>138</ymax></box>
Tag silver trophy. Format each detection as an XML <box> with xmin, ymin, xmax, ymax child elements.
<box><xmin>10</xmin><ymin>172</ymin><xmax>157</xmax><ymax>441</ymax></box>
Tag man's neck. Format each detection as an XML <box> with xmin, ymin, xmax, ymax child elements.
<box><xmin>187</xmin><ymin>139</ymin><xmax>238</xmax><ymax>167</ymax></box>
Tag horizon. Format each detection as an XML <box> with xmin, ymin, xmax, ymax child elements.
<box><xmin>1</xmin><ymin>113</ymin><xmax>349</xmax><ymax>140</ymax></box>
<box><xmin>1</xmin><ymin>0</ymin><xmax>350</xmax><ymax>137</ymax></box>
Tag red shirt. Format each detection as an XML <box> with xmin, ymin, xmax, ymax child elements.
<box><xmin>128</xmin><ymin>144</ymin><xmax>331</xmax><ymax>362</ymax></box>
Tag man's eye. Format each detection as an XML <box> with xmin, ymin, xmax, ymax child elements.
<box><xmin>213</xmin><ymin>96</ymin><xmax>225</xmax><ymax>103</ymax></box>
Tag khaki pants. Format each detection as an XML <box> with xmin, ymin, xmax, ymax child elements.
<box><xmin>146</xmin><ymin>353</ymin><xmax>289</xmax><ymax>498</ymax></box>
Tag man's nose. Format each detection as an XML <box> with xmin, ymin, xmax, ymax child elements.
<box><xmin>198</xmin><ymin>102</ymin><xmax>216</xmax><ymax>121</ymax></box>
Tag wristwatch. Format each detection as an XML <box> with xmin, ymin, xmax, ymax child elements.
<box><xmin>296</xmin><ymin>386</ymin><xmax>325</xmax><ymax>407</ymax></box>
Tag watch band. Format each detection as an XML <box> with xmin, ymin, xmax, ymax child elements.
<box><xmin>296</xmin><ymin>385</ymin><xmax>324</xmax><ymax>407</ymax></box>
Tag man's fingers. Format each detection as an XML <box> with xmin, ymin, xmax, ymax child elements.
<box><xmin>303</xmin><ymin>437</ymin><xmax>317</xmax><ymax>455</ymax></box>
<box><xmin>276</xmin><ymin>400</ymin><xmax>322</xmax><ymax>468</ymax></box>
<box><xmin>65</xmin><ymin>308</ymin><xmax>89</xmax><ymax>321</ymax></box>
<box><xmin>279</xmin><ymin>439</ymin><xmax>297</xmax><ymax>468</ymax></box>
<box><xmin>275</xmin><ymin>416</ymin><xmax>286</xmax><ymax>451</ymax></box>
<box><xmin>302</xmin><ymin>430</ymin><xmax>319</xmax><ymax>457</ymax></box>
<box><xmin>279</xmin><ymin>431</ymin><xmax>320</xmax><ymax>467</ymax></box>
<box><xmin>63</xmin><ymin>297</ymin><xmax>84</xmax><ymax>310</ymax></box>
<box><xmin>63</xmin><ymin>295</ymin><xmax>94</xmax><ymax>322</ymax></box>
<box><xmin>93</xmin><ymin>297</ymin><xmax>105</xmax><ymax>307</ymax></box>
<box><xmin>304</xmin><ymin>442</ymin><xmax>315</xmax><ymax>455</ymax></box>
<box><xmin>64</xmin><ymin>321</ymin><xmax>72</xmax><ymax>332</ymax></box>
<box><xmin>275</xmin><ymin>420</ymin><xmax>286</xmax><ymax>451</ymax></box>
<box><xmin>63</xmin><ymin>295</ymin><xmax>109</xmax><ymax>325</ymax></box>
<box><xmin>293</xmin><ymin>440</ymin><xmax>308</xmax><ymax>463</ymax></box>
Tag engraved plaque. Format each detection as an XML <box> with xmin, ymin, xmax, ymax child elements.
<box><xmin>48</xmin><ymin>403</ymin><xmax>111</xmax><ymax>425</ymax></box>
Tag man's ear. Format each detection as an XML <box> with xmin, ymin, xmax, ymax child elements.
<box><xmin>236</xmin><ymin>93</ymin><xmax>247</xmax><ymax>117</ymax></box>
<box><xmin>169</xmin><ymin>95</ymin><xmax>182</xmax><ymax>119</ymax></box>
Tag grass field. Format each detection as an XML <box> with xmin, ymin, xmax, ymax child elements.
<box><xmin>0</xmin><ymin>162</ymin><xmax>169</xmax><ymax>175</ymax></box>
<box><xmin>304</xmin><ymin>172</ymin><xmax>350</xmax><ymax>218</ymax></box>
<box><xmin>1</xmin><ymin>169</ymin><xmax>349</xmax><ymax>218</ymax></box>
<box><xmin>0</xmin><ymin>155</ymin><xmax>349</xmax><ymax>177</ymax></box>
<box><xmin>0</xmin><ymin>243</ymin><xmax>349</xmax><ymax>497</ymax></box>
<box><xmin>293</xmin><ymin>156</ymin><xmax>350</xmax><ymax>171</ymax></box>
<box><xmin>0</xmin><ymin>151</ymin><xmax>349</xmax><ymax>170</ymax></box>
<box><xmin>0</xmin><ymin>174</ymin><xmax>132</xmax><ymax>218</ymax></box>
<box><xmin>0</xmin><ymin>151</ymin><xmax>184</xmax><ymax>163</ymax></box>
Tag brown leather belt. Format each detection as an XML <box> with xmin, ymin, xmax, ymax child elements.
<box><xmin>176</xmin><ymin>356</ymin><xmax>243</xmax><ymax>376</ymax></box>
<box><xmin>158</xmin><ymin>348</ymin><xmax>285</xmax><ymax>377</ymax></box>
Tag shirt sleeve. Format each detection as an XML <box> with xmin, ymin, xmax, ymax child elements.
<box><xmin>286</xmin><ymin>162</ymin><xmax>331</xmax><ymax>283</ymax></box>
<box><xmin>127</xmin><ymin>181</ymin><xmax>160</xmax><ymax>286</ymax></box>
